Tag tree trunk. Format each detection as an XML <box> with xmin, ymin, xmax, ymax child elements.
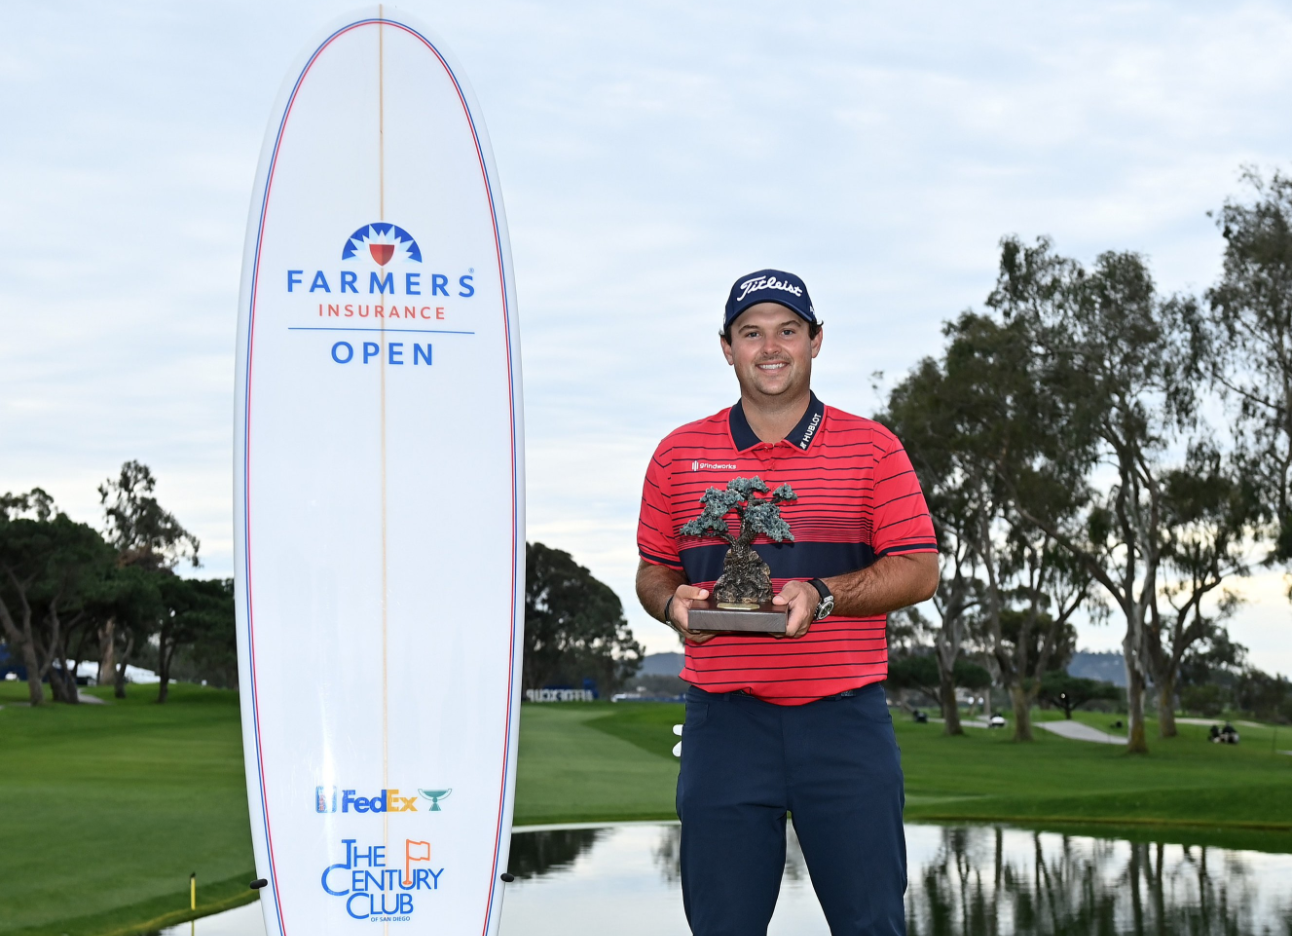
<box><xmin>1157</xmin><ymin>674</ymin><xmax>1177</xmax><ymax>739</ymax></box>
<box><xmin>114</xmin><ymin>633</ymin><xmax>133</xmax><ymax>699</ymax></box>
<box><xmin>1124</xmin><ymin>643</ymin><xmax>1149</xmax><ymax>754</ymax></box>
<box><xmin>156</xmin><ymin>623</ymin><xmax>173</xmax><ymax>704</ymax></box>
<box><xmin>938</xmin><ymin>665</ymin><xmax>963</xmax><ymax>736</ymax></box>
<box><xmin>48</xmin><ymin>664</ymin><xmax>77</xmax><ymax>703</ymax></box>
<box><xmin>1009</xmin><ymin>684</ymin><xmax>1034</xmax><ymax>742</ymax></box>
<box><xmin>20</xmin><ymin>632</ymin><xmax>45</xmax><ymax>705</ymax></box>
<box><xmin>97</xmin><ymin>616</ymin><xmax>116</xmax><ymax>687</ymax></box>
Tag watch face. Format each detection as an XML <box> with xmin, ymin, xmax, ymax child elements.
<box><xmin>816</xmin><ymin>596</ymin><xmax>835</xmax><ymax>620</ymax></box>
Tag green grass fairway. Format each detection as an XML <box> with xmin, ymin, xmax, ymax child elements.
<box><xmin>513</xmin><ymin>703</ymin><xmax>680</xmax><ymax>824</ymax></box>
<box><xmin>896</xmin><ymin>711</ymin><xmax>1292</xmax><ymax>849</ymax></box>
<box><xmin>567</xmin><ymin>701</ymin><xmax>1292</xmax><ymax>850</ymax></box>
<box><xmin>3</xmin><ymin>684</ymin><xmax>1290</xmax><ymax>935</ymax></box>
<box><xmin>0</xmin><ymin>682</ymin><xmax>256</xmax><ymax>936</ymax></box>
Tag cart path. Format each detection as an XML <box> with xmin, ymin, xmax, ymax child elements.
<box><xmin>1037</xmin><ymin>720</ymin><xmax>1125</xmax><ymax>744</ymax></box>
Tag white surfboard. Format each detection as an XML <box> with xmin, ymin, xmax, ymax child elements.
<box><xmin>233</xmin><ymin>8</ymin><xmax>524</xmax><ymax>934</ymax></box>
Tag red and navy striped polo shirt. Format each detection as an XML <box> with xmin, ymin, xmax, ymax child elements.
<box><xmin>637</xmin><ymin>393</ymin><xmax>938</xmax><ymax>704</ymax></box>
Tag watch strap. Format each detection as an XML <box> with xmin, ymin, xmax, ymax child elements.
<box><xmin>807</xmin><ymin>578</ymin><xmax>833</xmax><ymax>620</ymax></box>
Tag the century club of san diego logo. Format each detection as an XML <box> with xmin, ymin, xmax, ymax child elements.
<box><xmin>314</xmin><ymin>784</ymin><xmax>451</xmax><ymax>921</ymax></box>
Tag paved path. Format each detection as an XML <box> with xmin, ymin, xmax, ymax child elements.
<box><xmin>1037</xmin><ymin>720</ymin><xmax>1125</xmax><ymax>744</ymax></box>
<box><xmin>1176</xmin><ymin>716</ymin><xmax>1261</xmax><ymax>728</ymax></box>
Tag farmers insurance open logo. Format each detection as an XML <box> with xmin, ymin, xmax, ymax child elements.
<box><xmin>342</xmin><ymin>222</ymin><xmax>423</xmax><ymax>265</ymax></box>
<box><xmin>285</xmin><ymin>223</ymin><xmax>479</xmax><ymax>367</ymax></box>
<box><xmin>285</xmin><ymin>222</ymin><xmax>476</xmax><ymax>305</ymax></box>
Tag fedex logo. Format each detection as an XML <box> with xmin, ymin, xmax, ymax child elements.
<box><xmin>316</xmin><ymin>786</ymin><xmax>420</xmax><ymax>814</ymax></box>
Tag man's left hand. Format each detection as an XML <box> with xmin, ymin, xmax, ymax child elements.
<box><xmin>772</xmin><ymin>580</ymin><xmax>820</xmax><ymax>639</ymax></box>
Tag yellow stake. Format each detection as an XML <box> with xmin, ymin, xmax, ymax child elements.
<box><xmin>190</xmin><ymin>872</ymin><xmax>196</xmax><ymax>910</ymax></box>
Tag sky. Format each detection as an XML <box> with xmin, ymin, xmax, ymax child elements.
<box><xmin>2</xmin><ymin>0</ymin><xmax>1291</xmax><ymax>666</ymax></box>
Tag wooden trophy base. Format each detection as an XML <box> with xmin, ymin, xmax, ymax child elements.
<box><xmin>687</xmin><ymin>599</ymin><xmax>787</xmax><ymax>634</ymax></box>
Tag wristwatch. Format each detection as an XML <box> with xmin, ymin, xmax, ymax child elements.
<box><xmin>807</xmin><ymin>578</ymin><xmax>834</xmax><ymax>620</ymax></box>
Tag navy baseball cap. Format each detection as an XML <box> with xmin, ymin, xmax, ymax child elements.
<box><xmin>724</xmin><ymin>269</ymin><xmax>816</xmax><ymax>330</ymax></box>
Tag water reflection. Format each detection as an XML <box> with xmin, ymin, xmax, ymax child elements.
<box><xmin>507</xmin><ymin>827</ymin><xmax>605</xmax><ymax>880</ymax></box>
<box><xmin>502</xmin><ymin>823</ymin><xmax>1292</xmax><ymax>936</ymax></box>
<box><xmin>903</xmin><ymin>826</ymin><xmax>1292</xmax><ymax>936</ymax></box>
<box><xmin>157</xmin><ymin>823</ymin><xmax>1292</xmax><ymax>936</ymax></box>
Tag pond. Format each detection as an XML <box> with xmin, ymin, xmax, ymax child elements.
<box><xmin>161</xmin><ymin>822</ymin><xmax>1292</xmax><ymax>935</ymax></box>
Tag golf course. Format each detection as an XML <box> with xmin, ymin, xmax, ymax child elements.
<box><xmin>1</xmin><ymin>682</ymin><xmax>1289</xmax><ymax>936</ymax></box>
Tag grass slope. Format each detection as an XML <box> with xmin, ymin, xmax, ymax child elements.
<box><xmin>585</xmin><ymin>703</ymin><xmax>1292</xmax><ymax>846</ymax></box>
<box><xmin>513</xmin><ymin>703</ymin><xmax>679</xmax><ymax>824</ymax></box>
<box><xmin>3</xmin><ymin>684</ymin><xmax>1290</xmax><ymax>935</ymax></box>
<box><xmin>0</xmin><ymin>682</ymin><xmax>257</xmax><ymax>936</ymax></box>
<box><xmin>896</xmin><ymin>711</ymin><xmax>1292</xmax><ymax>852</ymax></box>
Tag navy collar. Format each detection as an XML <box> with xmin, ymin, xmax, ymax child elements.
<box><xmin>729</xmin><ymin>392</ymin><xmax>826</xmax><ymax>452</ymax></box>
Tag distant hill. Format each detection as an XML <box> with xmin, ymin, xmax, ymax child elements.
<box><xmin>640</xmin><ymin>652</ymin><xmax>684</xmax><ymax>676</ymax></box>
<box><xmin>1067</xmin><ymin>651</ymin><xmax>1126</xmax><ymax>687</ymax></box>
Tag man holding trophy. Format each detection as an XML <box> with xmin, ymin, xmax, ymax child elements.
<box><xmin>635</xmin><ymin>269</ymin><xmax>939</xmax><ymax>935</ymax></box>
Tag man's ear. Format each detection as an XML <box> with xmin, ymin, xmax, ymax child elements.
<box><xmin>810</xmin><ymin>326</ymin><xmax>823</xmax><ymax>359</ymax></box>
<box><xmin>720</xmin><ymin>333</ymin><xmax>735</xmax><ymax>365</ymax></box>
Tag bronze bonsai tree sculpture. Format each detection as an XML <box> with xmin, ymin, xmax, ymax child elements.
<box><xmin>680</xmin><ymin>477</ymin><xmax>796</xmax><ymax>609</ymax></box>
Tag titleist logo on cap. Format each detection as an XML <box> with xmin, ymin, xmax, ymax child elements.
<box><xmin>736</xmin><ymin>275</ymin><xmax>804</xmax><ymax>303</ymax></box>
<box><xmin>724</xmin><ymin>268</ymin><xmax>815</xmax><ymax>328</ymax></box>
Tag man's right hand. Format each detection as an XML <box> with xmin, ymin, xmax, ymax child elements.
<box><xmin>667</xmin><ymin>585</ymin><xmax>717</xmax><ymax>644</ymax></box>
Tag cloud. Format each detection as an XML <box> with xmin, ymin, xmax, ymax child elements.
<box><xmin>2</xmin><ymin>0</ymin><xmax>1291</xmax><ymax>658</ymax></box>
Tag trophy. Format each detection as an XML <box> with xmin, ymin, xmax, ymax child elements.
<box><xmin>418</xmin><ymin>788</ymin><xmax>453</xmax><ymax>811</ymax></box>
<box><xmin>681</xmin><ymin>477</ymin><xmax>795</xmax><ymax>634</ymax></box>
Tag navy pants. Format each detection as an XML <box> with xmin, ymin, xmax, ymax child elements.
<box><xmin>676</xmin><ymin>683</ymin><xmax>906</xmax><ymax>936</ymax></box>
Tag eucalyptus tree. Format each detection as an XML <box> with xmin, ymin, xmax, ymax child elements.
<box><xmin>98</xmin><ymin>461</ymin><xmax>200</xmax><ymax>570</ymax></box>
<box><xmin>0</xmin><ymin>490</ymin><xmax>57</xmax><ymax>703</ymax></box>
<box><xmin>940</xmin><ymin>312</ymin><xmax>1093</xmax><ymax>742</ymax></box>
<box><xmin>524</xmin><ymin>542</ymin><xmax>643</xmax><ymax>695</ymax></box>
<box><xmin>1144</xmin><ymin>445</ymin><xmax>1254</xmax><ymax>737</ymax></box>
<box><xmin>1203</xmin><ymin>169</ymin><xmax>1292</xmax><ymax>579</ymax></box>
<box><xmin>95</xmin><ymin>461</ymin><xmax>200</xmax><ymax>692</ymax></box>
<box><xmin>987</xmin><ymin>237</ymin><xmax>1203</xmax><ymax>754</ymax></box>
<box><xmin>882</xmin><ymin>310</ymin><xmax>1091</xmax><ymax>739</ymax></box>
<box><xmin>980</xmin><ymin>532</ymin><xmax>1090</xmax><ymax>741</ymax></box>
<box><xmin>87</xmin><ymin>563</ymin><xmax>164</xmax><ymax>698</ymax></box>
<box><xmin>880</xmin><ymin>353</ymin><xmax>991</xmax><ymax>734</ymax></box>
<box><xmin>0</xmin><ymin>490</ymin><xmax>114</xmax><ymax>704</ymax></box>
<box><xmin>155</xmin><ymin>575</ymin><xmax>234</xmax><ymax>703</ymax></box>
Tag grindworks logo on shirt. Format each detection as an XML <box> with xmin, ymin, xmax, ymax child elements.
<box><xmin>693</xmin><ymin>461</ymin><xmax>738</xmax><ymax>471</ymax></box>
